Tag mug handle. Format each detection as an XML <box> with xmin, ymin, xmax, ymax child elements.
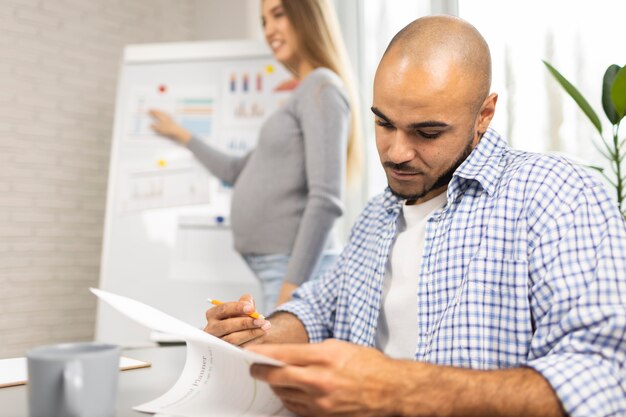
<box><xmin>63</xmin><ymin>360</ymin><xmax>84</xmax><ymax>417</ymax></box>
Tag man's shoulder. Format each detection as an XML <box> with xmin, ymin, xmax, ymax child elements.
<box><xmin>497</xmin><ymin>148</ymin><xmax>611</xmax><ymax>216</ymax></box>
<box><xmin>503</xmin><ymin>148</ymin><xmax>591</xmax><ymax>179</ymax></box>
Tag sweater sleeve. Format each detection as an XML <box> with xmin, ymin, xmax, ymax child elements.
<box><xmin>186</xmin><ymin>136</ymin><xmax>251</xmax><ymax>185</ymax></box>
<box><xmin>284</xmin><ymin>77</ymin><xmax>350</xmax><ymax>285</ymax></box>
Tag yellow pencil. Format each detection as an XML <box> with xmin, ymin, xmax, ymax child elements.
<box><xmin>207</xmin><ymin>298</ymin><xmax>265</xmax><ymax>320</ymax></box>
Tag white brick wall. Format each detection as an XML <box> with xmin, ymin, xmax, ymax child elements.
<box><xmin>0</xmin><ymin>0</ymin><xmax>195</xmax><ymax>358</ymax></box>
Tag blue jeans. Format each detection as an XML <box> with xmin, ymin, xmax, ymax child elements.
<box><xmin>243</xmin><ymin>253</ymin><xmax>338</xmax><ymax>312</ymax></box>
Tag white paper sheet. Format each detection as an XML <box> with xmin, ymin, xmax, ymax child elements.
<box><xmin>91</xmin><ymin>288</ymin><xmax>292</xmax><ymax>417</ymax></box>
<box><xmin>0</xmin><ymin>357</ymin><xmax>28</xmax><ymax>388</ymax></box>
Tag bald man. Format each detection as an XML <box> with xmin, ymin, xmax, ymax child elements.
<box><xmin>204</xmin><ymin>16</ymin><xmax>626</xmax><ymax>417</ymax></box>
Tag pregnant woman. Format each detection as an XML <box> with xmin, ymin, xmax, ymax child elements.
<box><xmin>149</xmin><ymin>0</ymin><xmax>362</xmax><ymax>310</ymax></box>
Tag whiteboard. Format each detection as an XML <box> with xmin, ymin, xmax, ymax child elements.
<box><xmin>96</xmin><ymin>40</ymin><xmax>290</xmax><ymax>346</ymax></box>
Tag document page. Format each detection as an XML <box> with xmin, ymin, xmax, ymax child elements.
<box><xmin>91</xmin><ymin>289</ymin><xmax>293</xmax><ymax>417</ymax></box>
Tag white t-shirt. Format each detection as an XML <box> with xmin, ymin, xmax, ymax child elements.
<box><xmin>375</xmin><ymin>192</ymin><xmax>448</xmax><ymax>359</ymax></box>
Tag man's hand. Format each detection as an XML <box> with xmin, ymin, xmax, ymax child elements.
<box><xmin>249</xmin><ymin>340</ymin><xmax>566</xmax><ymax>417</ymax></box>
<box><xmin>204</xmin><ymin>294</ymin><xmax>270</xmax><ymax>347</ymax></box>
<box><xmin>149</xmin><ymin>109</ymin><xmax>192</xmax><ymax>144</ymax></box>
<box><xmin>248</xmin><ymin>339</ymin><xmax>399</xmax><ymax>417</ymax></box>
<box><xmin>204</xmin><ymin>294</ymin><xmax>308</xmax><ymax>347</ymax></box>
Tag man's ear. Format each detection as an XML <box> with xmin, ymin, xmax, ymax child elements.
<box><xmin>476</xmin><ymin>93</ymin><xmax>498</xmax><ymax>133</ymax></box>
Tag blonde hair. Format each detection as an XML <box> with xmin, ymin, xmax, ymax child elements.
<box><xmin>278</xmin><ymin>0</ymin><xmax>363</xmax><ymax>184</ymax></box>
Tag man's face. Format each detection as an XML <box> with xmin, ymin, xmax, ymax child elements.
<box><xmin>372</xmin><ymin>52</ymin><xmax>493</xmax><ymax>204</ymax></box>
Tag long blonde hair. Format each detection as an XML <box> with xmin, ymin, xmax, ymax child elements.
<box><xmin>278</xmin><ymin>0</ymin><xmax>363</xmax><ymax>184</ymax></box>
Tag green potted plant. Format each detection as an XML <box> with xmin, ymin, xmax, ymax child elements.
<box><xmin>543</xmin><ymin>61</ymin><xmax>626</xmax><ymax>219</ymax></box>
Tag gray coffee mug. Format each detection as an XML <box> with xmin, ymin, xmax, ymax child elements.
<box><xmin>27</xmin><ymin>342</ymin><xmax>121</xmax><ymax>417</ymax></box>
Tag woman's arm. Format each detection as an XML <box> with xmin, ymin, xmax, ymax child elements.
<box><xmin>280</xmin><ymin>76</ymin><xmax>351</xmax><ymax>297</ymax></box>
<box><xmin>150</xmin><ymin>109</ymin><xmax>250</xmax><ymax>184</ymax></box>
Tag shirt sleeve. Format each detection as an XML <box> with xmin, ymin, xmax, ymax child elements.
<box><xmin>275</xmin><ymin>193</ymin><xmax>390</xmax><ymax>343</ymax></box>
<box><xmin>274</xmin><ymin>287</ymin><xmax>332</xmax><ymax>343</ymax></box>
<box><xmin>186</xmin><ymin>136</ymin><xmax>251</xmax><ymax>185</ymax></box>
<box><xmin>274</xmin><ymin>244</ymin><xmax>346</xmax><ymax>342</ymax></box>
<box><xmin>283</xmin><ymin>78</ymin><xmax>350</xmax><ymax>285</ymax></box>
<box><xmin>524</xmin><ymin>183</ymin><xmax>626</xmax><ymax>417</ymax></box>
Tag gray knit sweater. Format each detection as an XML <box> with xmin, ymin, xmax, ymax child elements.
<box><xmin>186</xmin><ymin>68</ymin><xmax>350</xmax><ymax>285</ymax></box>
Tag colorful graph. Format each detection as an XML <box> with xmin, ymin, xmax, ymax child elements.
<box><xmin>223</xmin><ymin>67</ymin><xmax>284</xmax><ymax>125</ymax></box>
<box><xmin>177</xmin><ymin>98</ymin><xmax>214</xmax><ymax>137</ymax></box>
<box><xmin>127</xmin><ymin>86</ymin><xmax>215</xmax><ymax>140</ymax></box>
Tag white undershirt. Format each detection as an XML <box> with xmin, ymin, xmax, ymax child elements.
<box><xmin>375</xmin><ymin>192</ymin><xmax>448</xmax><ymax>359</ymax></box>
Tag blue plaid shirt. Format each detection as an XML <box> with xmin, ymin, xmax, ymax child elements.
<box><xmin>277</xmin><ymin>128</ymin><xmax>626</xmax><ymax>417</ymax></box>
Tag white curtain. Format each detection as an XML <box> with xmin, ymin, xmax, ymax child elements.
<box><xmin>458</xmin><ymin>0</ymin><xmax>626</xmax><ymax>176</ymax></box>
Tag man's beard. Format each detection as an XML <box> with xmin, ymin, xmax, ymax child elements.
<box><xmin>387</xmin><ymin>137</ymin><xmax>475</xmax><ymax>202</ymax></box>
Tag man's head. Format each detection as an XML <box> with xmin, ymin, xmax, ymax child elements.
<box><xmin>372</xmin><ymin>15</ymin><xmax>497</xmax><ymax>204</ymax></box>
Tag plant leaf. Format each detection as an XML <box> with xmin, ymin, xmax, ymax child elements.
<box><xmin>543</xmin><ymin>60</ymin><xmax>603</xmax><ymax>135</ymax></box>
<box><xmin>611</xmin><ymin>66</ymin><xmax>626</xmax><ymax>120</ymax></box>
<box><xmin>603</xmin><ymin>65</ymin><xmax>621</xmax><ymax>124</ymax></box>
<box><xmin>587</xmin><ymin>165</ymin><xmax>605</xmax><ymax>173</ymax></box>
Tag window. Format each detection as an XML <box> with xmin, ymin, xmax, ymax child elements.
<box><xmin>458</xmin><ymin>0</ymin><xmax>626</xmax><ymax>178</ymax></box>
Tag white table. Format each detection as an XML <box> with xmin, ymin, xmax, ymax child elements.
<box><xmin>0</xmin><ymin>345</ymin><xmax>186</xmax><ymax>417</ymax></box>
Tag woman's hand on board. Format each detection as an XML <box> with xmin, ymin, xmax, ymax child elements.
<box><xmin>149</xmin><ymin>109</ymin><xmax>192</xmax><ymax>145</ymax></box>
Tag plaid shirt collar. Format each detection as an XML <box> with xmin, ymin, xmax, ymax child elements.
<box><xmin>382</xmin><ymin>127</ymin><xmax>507</xmax><ymax>213</ymax></box>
